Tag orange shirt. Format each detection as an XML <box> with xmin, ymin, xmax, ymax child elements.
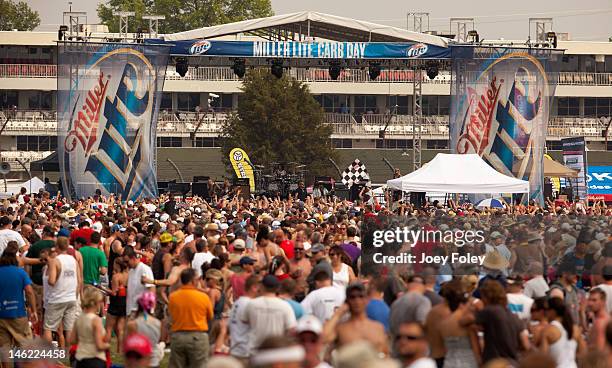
<box><xmin>168</xmin><ymin>285</ymin><xmax>213</xmax><ymax>332</ymax></box>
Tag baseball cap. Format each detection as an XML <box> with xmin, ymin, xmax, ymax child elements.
<box><xmin>92</xmin><ymin>222</ymin><xmax>103</xmax><ymax>233</ymax></box>
<box><xmin>262</xmin><ymin>274</ymin><xmax>280</xmax><ymax>289</ymax></box>
<box><xmin>296</xmin><ymin>315</ymin><xmax>323</xmax><ymax>335</ymax></box>
<box><xmin>239</xmin><ymin>256</ymin><xmax>255</xmax><ymax>266</ymax></box>
<box><xmin>111</xmin><ymin>224</ymin><xmax>125</xmax><ymax>233</ymax></box>
<box><xmin>490</xmin><ymin>231</ymin><xmax>503</xmax><ymax>239</ymax></box>
<box><xmin>233</xmin><ymin>239</ymin><xmax>246</xmax><ymax>250</ymax></box>
<box><xmin>123</xmin><ymin>333</ymin><xmax>152</xmax><ymax>357</ymax></box>
<box><xmin>159</xmin><ymin>232</ymin><xmax>173</xmax><ymax>243</ymax></box>
<box><xmin>310</xmin><ymin>244</ymin><xmax>325</xmax><ymax>254</ymax></box>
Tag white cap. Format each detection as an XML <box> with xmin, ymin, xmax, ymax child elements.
<box><xmin>160</xmin><ymin>213</ymin><xmax>170</xmax><ymax>222</ymax></box>
<box><xmin>561</xmin><ymin>222</ymin><xmax>571</xmax><ymax>231</ymax></box>
<box><xmin>127</xmin><ymin>200</ymin><xmax>134</xmax><ymax>206</ymax></box>
<box><xmin>92</xmin><ymin>222</ymin><xmax>103</xmax><ymax>233</ymax></box>
<box><xmin>219</xmin><ymin>223</ymin><xmax>229</xmax><ymax>231</ymax></box>
<box><xmin>296</xmin><ymin>315</ymin><xmax>323</xmax><ymax>335</ymax></box>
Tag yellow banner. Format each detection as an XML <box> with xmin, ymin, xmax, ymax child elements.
<box><xmin>544</xmin><ymin>154</ymin><xmax>560</xmax><ymax>192</ymax></box>
<box><xmin>229</xmin><ymin>148</ymin><xmax>255</xmax><ymax>192</ymax></box>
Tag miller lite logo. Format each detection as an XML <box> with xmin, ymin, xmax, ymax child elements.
<box><xmin>190</xmin><ymin>40</ymin><xmax>211</xmax><ymax>55</ymax></box>
<box><xmin>406</xmin><ymin>43</ymin><xmax>428</xmax><ymax>58</ymax></box>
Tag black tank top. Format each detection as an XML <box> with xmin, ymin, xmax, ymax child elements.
<box><xmin>152</xmin><ymin>248</ymin><xmax>169</xmax><ymax>280</ymax></box>
<box><xmin>108</xmin><ymin>238</ymin><xmax>125</xmax><ymax>277</ymax></box>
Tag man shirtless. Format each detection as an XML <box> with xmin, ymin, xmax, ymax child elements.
<box><xmin>587</xmin><ymin>287</ymin><xmax>610</xmax><ymax>350</ymax></box>
<box><xmin>323</xmin><ymin>282</ymin><xmax>388</xmax><ymax>355</ymax></box>
<box><xmin>142</xmin><ymin>247</ymin><xmax>195</xmax><ymax>294</ymax></box>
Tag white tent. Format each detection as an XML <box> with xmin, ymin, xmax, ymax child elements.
<box><xmin>387</xmin><ymin>154</ymin><xmax>529</xmax><ymax>194</ymax></box>
<box><xmin>2</xmin><ymin>177</ymin><xmax>45</xmax><ymax>196</ymax></box>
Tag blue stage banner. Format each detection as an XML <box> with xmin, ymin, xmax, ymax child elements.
<box><xmin>449</xmin><ymin>46</ymin><xmax>562</xmax><ymax>204</ymax></box>
<box><xmin>146</xmin><ymin>39</ymin><xmax>451</xmax><ymax>59</ymax></box>
<box><xmin>587</xmin><ymin>166</ymin><xmax>612</xmax><ymax>202</ymax></box>
<box><xmin>57</xmin><ymin>42</ymin><xmax>170</xmax><ymax>201</ymax></box>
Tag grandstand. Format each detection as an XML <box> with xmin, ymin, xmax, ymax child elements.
<box><xmin>0</xmin><ymin>11</ymin><xmax>611</xmax><ymax>182</ymax></box>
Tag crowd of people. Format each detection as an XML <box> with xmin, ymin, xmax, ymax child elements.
<box><xmin>0</xmin><ymin>186</ymin><xmax>610</xmax><ymax>368</ymax></box>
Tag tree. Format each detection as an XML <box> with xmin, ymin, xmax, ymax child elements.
<box><xmin>98</xmin><ymin>0</ymin><xmax>273</xmax><ymax>34</ymax></box>
<box><xmin>220</xmin><ymin>69</ymin><xmax>337</xmax><ymax>177</ymax></box>
<box><xmin>0</xmin><ymin>0</ymin><xmax>40</xmax><ymax>31</ymax></box>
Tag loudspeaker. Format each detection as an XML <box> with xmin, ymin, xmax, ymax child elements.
<box><xmin>0</xmin><ymin>162</ymin><xmax>10</xmax><ymax>175</ymax></box>
<box><xmin>157</xmin><ymin>181</ymin><xmax>169</xmax><ymax>195</ymax></box>
<box><xmin>334</xmin><ymin>183</ymin><xmax>350</xmax><ymax>200</ymax></box>
<box><xmin>410</xmin><ymin>191</ymin><xmax>426</xmax><ymax>207</ymax></box>
<box><xmin>192</xmin><ymin>182</ymin><xmax>209</xmax><ymax>199</ymax></box>
<box><xmin>168</xmin><ymin>182</ymin><xmax>191</xmax><ymax>195</ymax></box>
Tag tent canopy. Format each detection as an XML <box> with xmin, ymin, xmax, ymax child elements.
<box><xmin>543</xmin><ymin>158</ymin><xmax>579</xmax><ymax>178</ymax></box>
<box><xmin>1</xmin><ymin>177</ymin><xmax>45</xmax><ymax>196</ymax></box>
<box><xmin>162</xmin><ymin>11</ymin><xmax>449</xmax><ymax>47</ymax></box>
<box><xmin>387</xmin><ymin>153</ymin><xmax>530</xmax><ymax>194</ymax></box>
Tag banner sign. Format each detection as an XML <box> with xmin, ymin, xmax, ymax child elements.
<box><xmin>146</xmin><ymin>39</ymin><xmax>451</xmax><ymax>59</ymax></box>
<box><xmin>449</xmin><ymin>46</ymin><xmax>561</xmax><ymax>204</ymax></box>
<box><xmin>561</xmin><ymin>137</ymin><xmax>588</xmax><ymax>201</ymax></box>
<box><xmin>229</xmin><ymin>148</ymin><xmax>255</xmax><ymax>192</ymax></box>
<box><xmin>587</xmin><ymin>166</ymin><xmax>612</xmax><ymax>202</ymax></box>
<box><xmin>57</xmin><ymin>42</ymin><xmax>170</xmax><ymax>201</ymax></box>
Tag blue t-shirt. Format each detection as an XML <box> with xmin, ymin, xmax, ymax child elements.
<box><xmin>366</xmin><ymin>299</ymin><xmax>390</xmax><ymax>332</ymax></box>
<box><xmin>0</xmin><ymin>265</ymin><xmax>32</xmax><ymax>319</ymax></box>
<box><xmin>285</xmin><ymin>298</ymin><xmax>304</xmax><ymax>320</ymax></box>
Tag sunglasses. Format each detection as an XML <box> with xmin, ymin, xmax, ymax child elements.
<box><xmin>294</xmin><ymin>248</ymin><xmax>304</xmax><ymax>251</ymax></box>
<box><xmin>395</xmin><ymin>334</ymin><xmax>424</xmax><ymax>342</ymax></box>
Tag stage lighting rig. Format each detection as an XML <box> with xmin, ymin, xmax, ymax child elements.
<box><xmin>426</xmin><ymin>61</ymin><xmax>438</xmax><ymax>80</ymax></box>
<box><xmin>368</xmin><ymin>63</ymin><xmax>381</xmax><ymax>80</ymax></box>
<box><xmin>232</xmin><ymin>59</ymin><xmax>246</xmax><ymax>78</ymax></box>
<box><xmin>328</xmin><ymin>61</ymin><xmax>342</xmax><ymax>80</ymax></box>
<box><xmin>271</xmin><ymin>60</ymin><xmax>284</xmax><ymax>78</ymax></box>
<box><xmin>175</xmin><ymin>57</ymin><xmax>189</xmax><ymax>77</ymax></box>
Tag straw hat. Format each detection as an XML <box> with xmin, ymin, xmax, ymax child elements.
<box><xmin>482</xmin><ymin>250</ymin><xmax>509</xmax><ymax>270</ymax></box>
<box><xmin>65</xmin><ymin>209</ymin><xmax>78</xmax><ymax>218</ymax></box>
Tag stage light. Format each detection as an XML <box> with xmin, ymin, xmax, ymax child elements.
<box><xmin>58</xmin><ymin>25</ymin><xmax>68</xmax><ymax>41</ymax></box>
<box><xmin>271</xmin><ymin>60</ymin><xmax>284</xmax><ymax>78</ymax></box>
<box><xmin>232</xmin><ymin>59</ymin><xmax>246</xmax><ymax>78</ymax></box>
<box><xmin>546</xmin><ymin>31</ymin><xmax>557</xmax><ymax>48</ymax></box>
<box><xmin>468</xmin><ymin>30</ymin><xmax>479</xmax><ymax>43</ymax></box>
<box><xmin>368</xmin><ymin>64</ymin><xmax>381</xmax><ymax>80</ymax></box>
<box><xmin>175</xmin><ymin>57</ymin><xmax>188</xmax><ymax>77</ymax></box>
<box><xmin>426</xmin><ymin>62</ymin><xmax>438</xmax><ymax>80</ymax></box>
<box><xmin>328</xmin><ymin>62</ymin><xmax>341</xmax><ymax>80</ymax></box>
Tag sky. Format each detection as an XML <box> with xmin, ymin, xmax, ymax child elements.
<box><xmin>26</xmin><ymin>0</ymin><xmax>612</xmax><ymax>41</ymax></box>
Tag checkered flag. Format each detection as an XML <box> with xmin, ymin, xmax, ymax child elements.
<box><xmin>341</xmin><ymin>158</ymin><xmax>371</xmax><ymax>187</ymax></box>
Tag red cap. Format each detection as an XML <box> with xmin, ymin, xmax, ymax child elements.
<box><xmin>123</xmin><ymin>333</ymin><xmax>152</xmax><ymax>357</ymax></box>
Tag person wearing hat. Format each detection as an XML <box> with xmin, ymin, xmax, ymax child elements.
<box><xmin>105</xmin><ymin>223</ymin><xmax>127</xmax><ymax>278</ymax></box>
<box><xmin>126</xmin><ymin>292</ymin><xmax>162</xmax><ymax>368</ymax></box>
<box><xmin>324</xmin><ymin>282</ymin><xmax>388</xmax><ymax>355</ymax></box>
<box><xmin>240</xmin><ymin>274</ymin><xmax>297</xmax><ymax>356</ymax></box>
<box><xmin>251</xmin><ymin>336</ymin><xmax>305</xmax><ymax>368</ymax></box>
<box><xmin>123</xmin><ymin>333</ymin><xmax>153</xmax><ymax>368</ymax></box>
<box><xmin>205</xmin><ymin>223</ymin><xmax>220</xmax><ymax>240</ymax></box>
<box><xmin>484</xmin><ymin>231</ymin><xmax>511</xmax><ymax>274</ymax></box>
<box><xmin>295</xmin><ymin>315</ymin><xmax>330</xmax><ymax>368</ymax></box>
<box><xmin>550</xmin><ymin>260</ymin><xmax>581</xmax><ymax>325</ymax></box>
<box><xmin>511</xmin><ymin>232</ymin><xmax>545</xmax><ymax>275</ymax></box>
<box><xmin>306</xmin><ymin>244</ymin><xmax>332</xmax><ymax>292</ymax></box>
<box><xmin>229</xmin><ymin>256</ymin><xmax>256</xmax><ymax>302</ymax></box>
<box><xmin>229</xmin><ymin>239</ymin><xmax>247</xmax><ymax>272</ymax></box>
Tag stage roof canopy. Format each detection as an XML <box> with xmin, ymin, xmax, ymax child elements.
<box><xmin>162</xmin><ymin>11</ymin><xmax>449</xmax><ymax>47</ymax></box>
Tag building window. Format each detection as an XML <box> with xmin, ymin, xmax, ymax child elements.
<box><xmin>209</xmin><ymin>93</ymin><xmax>233</xmax><ymax>112</ymax></box>
<box><xmin>546</xmin><ymin>141</ymin><xmax>563</xmax><ymax>151</ymax></box>
<box><xmin>16</xmin><ymin>136</ymin><xmax>55</xmax><ymax>151</ymax></box>
<box><xmin>354</xmin><ymin>95</ymin><xmax>377</xmax><ymax>114</ymax></box>
<box><xmin>557</xmin><ymin>97</ymin><xmax>579</xmax><ymax>116</ymax></box>
<box><xmin>426</xmin><ymin>140</ymin><xmax>449</xmax><ymax>149</ymax></box>
<box><xmin>177</xmin><ymin>93</ymin><xmax>200</xmax><ymax>111</ymax></box>
<box><xmin>375</xmin><ymin>139</ymin><xmax>412</xmax><ymax>149</ymax></box>
<box><xmin>194</xmin><ymin>137</ymin><xmax>222</xmax><ymax>147</ymax></box>
<box><xmin>388</xmin><ymin>95</ymin><xmax>410</xmax><ymax>114</ymax></box>
<box><xmin>161</xmin><ymin>93</ymin><xmax>172</xmax><ymax>110</ymax></box>
<box><xmin>331</xmin><ymin>139</ymin><xmax>352</xmax><ymax>148</ymax></box>
<box><xmin>157</xmin><ymin>137</ymin><xmax>182</xmax><ymax>147</ymax></box>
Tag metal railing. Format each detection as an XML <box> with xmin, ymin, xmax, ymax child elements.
<box><xmin>3</xmin><ymin>63</ymin><xmax>612</xmax><ymax>86</ymax></box>
<box><xmin>0</xmin><ymin>109</ymin><xmax>608</xmax><ymax>138</ymax></box>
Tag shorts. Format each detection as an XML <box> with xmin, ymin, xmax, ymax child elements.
<box><xmin>44</xmin><ymin>301</ymin><xmax>79</xmax><ymax>332</ymax></box>
<box><xmin>0</xmin><ymin>317</ymin><xmax>32</xmax><ymax>349</ymax></box>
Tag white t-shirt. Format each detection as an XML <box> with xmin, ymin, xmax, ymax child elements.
<box><xmin>0</xmin><ymin>228</ymin><xmax>26</xmax><ymax>255</ymax></box>
<box><xmin>595</xmin><ymin>283</ymin><xmax>612</xmax><ymax>313</ymax></box>
<box><xmin>523</xmin><ymin>276</ymin><xmax>550</xmax><ymax>299</ymax></box>
<box><xmin>229</xmin><ymin>296</ymin><xmax>252</xmax><ymax>358</ymax></box>
<box><xmin>408</xmin><ymin>357</ymin><xmax>437</xmax><ymax>368</ymax></box>
<box><xmin>301</xmin><ymin>285</ymin><xmax>346</xmax><ymax>323</ymax></box>
<box><xmin>127</xmin><ymin>262</ymin><xmax>155</xmax><ymax>314</ymax></box>
<box><xmin>240</xmin><ymin>296</ymin><xmax>297</xmax><ymax>355</ymax></box>
<box><xmin>507</xmin><ymin>292</ymin><xmax>534</xmax><ymax>321</ymax></box>
<box><xmin>192</xmin><ymin>252</ymin><xmax>215</xmax><ymax>277</ymax></box>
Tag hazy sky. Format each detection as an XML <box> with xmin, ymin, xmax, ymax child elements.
<box><xmin>27</xmin><ymin>0</ymin><xmax>612</xmax><ymax>41</ymax></box>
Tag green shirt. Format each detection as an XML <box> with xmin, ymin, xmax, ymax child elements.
<box><xmin>27</xmin><ymin>239</ymin><xmax>55</xmax><ymax>285</ymax></box>
<box><xmin>79</xmin><ymin>246</ymin><xmax>108</xmax><ymax>285</ymax></box>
